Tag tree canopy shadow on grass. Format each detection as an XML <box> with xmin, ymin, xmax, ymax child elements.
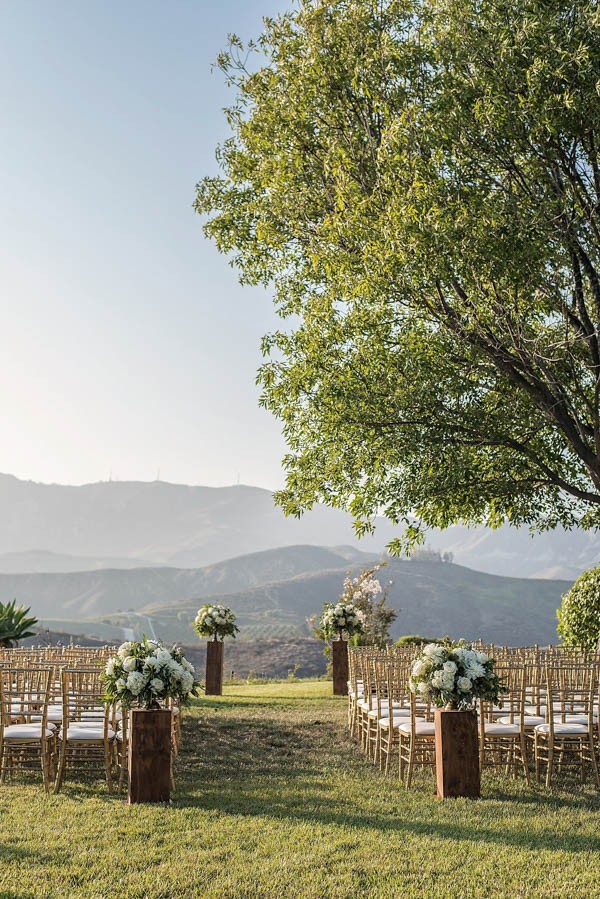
<box><xmin>175</xmin><ymin>709</ymin><xmax>600</xmax><ymax>855</ymax></box>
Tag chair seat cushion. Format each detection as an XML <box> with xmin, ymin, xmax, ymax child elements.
<box><xmin>535</xmin><ymin>723</ymin><xmax>588</xmax><ymax>735</ymax></box>
<box><xmin>483</xmin><ymin>723</ymin><xmax>521</xmax><ymax>735</ymax></box>
<box><xmin>62</xmin><ymin>727</ymin><xmax>115</xmax><ymax>741</ymax></box>
<box><xmin>497</xmin><ymin>715</ymin><xmax>544</xmax><ymax>727</ymax></box>
<box><xmin>3</xmin><ymin>724</ymin><xmax>55</xmax><ymax>740</ymax></box>
<box><xmin>367</xmin><ymin>704</ymin><xmax>408</xmax><ymax>719</ymax></box>
<box><xmin>398</xmin><ymin>721</ymin><xmax>435</xmax><ymax>736</ymax></box>
<box><xmin>379</xmin><ymin>715</ymin><xmax>424</xmax><ymax>728</ymax></box>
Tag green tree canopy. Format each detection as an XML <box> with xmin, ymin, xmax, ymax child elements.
<box><xmin>557</xmin><ymin>566</ymin><xmax>600</xmax><ymax>649</ymax></box>
<box><xmin>196</xmin><ymin>0</ymin><xmax>600</xmax><ymax>548</ymax></box>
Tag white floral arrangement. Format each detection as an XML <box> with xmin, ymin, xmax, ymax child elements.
<box><xmin>319</xmin><ymin>601</ymin><xmax>365</xmax><ymax>641</ymax></box>
<box><xmin>193</xmin><ymin>603</ymin><xmax>239</xmax><ymax>641</ymax></box>
<box><xmin>409</xmin><ymin>642</ymin><xmax>501</xmax><ymax>709</ymax></box>
<box><xmin>102</xmin><ymin>639</ymin><xmax>199</xmax><ymax>709</ymax></box>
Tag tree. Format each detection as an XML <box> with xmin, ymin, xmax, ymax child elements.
<box><xmin>0</xmin><ymin>600</ymin><xmax>38</xmax><ymax>647</ymax></box>
<box><xmin>196</xmin><ymin>0</ymin><xmax>600</xmax><ymax>549</ymax></box>
<box><xmin>557</xmin><ymin>566</ymin><xmax>600</xmax><ymax>648</ymax></box>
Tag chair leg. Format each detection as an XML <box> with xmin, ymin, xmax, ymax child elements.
<box><xmin>54</xmin><ymin>745</ymin><xmax>67</xmax><ymax>794</ymax></box>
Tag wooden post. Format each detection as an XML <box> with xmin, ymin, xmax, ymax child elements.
<box><xmin>205</xmin><ymin>639</ymin><xmax>224</xmax><ymax>695</ymax></box>
<box><xmin>434</xmin><ymin>708</ymin><xmax>480</xmax><ymax>799</ymax></box>
<box><xmin>332</xmin><ymin>639</ymin><xmax>349</xmax><ymax>696</ymax></box>
<box><xmin>128</xmin><ymin>708</ymin><xmax>172</xmax><ymax>804</ymax></box>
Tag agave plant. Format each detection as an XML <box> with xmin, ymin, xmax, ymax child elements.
<box><xmin>0</xmin><ymin>599</ymin><xmax>38</xmax><ymax>647</ymax></box>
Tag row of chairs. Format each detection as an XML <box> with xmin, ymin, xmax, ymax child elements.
<box><xmin>0</xmin><ymin>648</ymin><xmax>181</xmax><ymax>793</ymax></box>
<box><xmin>348</xmin><ymin>645</ymin><xmax>600</xmax><ymax>789</ymax></box>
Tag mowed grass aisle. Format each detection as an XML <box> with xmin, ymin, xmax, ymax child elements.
<box><xmin>1</xmin><ymin>682</ymin><xmax>599</xmax><ymax>898</ymax></box>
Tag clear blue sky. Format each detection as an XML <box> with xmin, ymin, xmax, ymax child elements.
<box><xmin>0</xmin><ymin>0</ymin><xmax>292</xmax><ymax>488</ymax></box>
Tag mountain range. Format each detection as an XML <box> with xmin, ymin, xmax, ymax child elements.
<box><xmin>17</xmin><ymin>544</ymin><xmax>570</xmax><ymax>648</ymax></box>
<box><xmin>0</xmin><ymin>472</ymin><xmax>598</xmax><ymax>578</ymax></box>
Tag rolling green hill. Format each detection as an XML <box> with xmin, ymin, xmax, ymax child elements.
<box><xmin>35</xmin><ymin>554</ymin><xmax>572</xmax><ymax>647</ymax></box>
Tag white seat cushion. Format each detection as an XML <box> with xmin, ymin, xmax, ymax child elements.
<box><xmin>483</xmin><ymin>723</ymin><xmax>521</xmax><ymax>735</ymax></box>
<box><xmin>3</xmin><ymin>724</ymin><xmax>54</xmax><ymax>740</ymax></box>
<box><xmin>379</xmin><ymin>715</ymin><xmax>424</xmax><ymax>728</ymax></box>
<box><xmin>497</xmin><ymin>715</ymin><xmax>544</xmax><ymax>727</ymax></box>
<box><xmin>62</xmin><ymin>726</ymin><xmax>115</xmax><ymax>741</ymax></box>
<box><xmin>535</xmin><ymin>723</ymin><xmax>588</xmax><ymax>735</ymax></box>
<box><xmin>398</xmin><ymin>721</ymin><xmax>436</xmax><ymax>736</ymax></box>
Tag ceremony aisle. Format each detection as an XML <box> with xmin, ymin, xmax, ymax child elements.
<box><xmin>0</xmin><ymin>681</ymin><xmax>599</xmax><ymax>898</ymax></box>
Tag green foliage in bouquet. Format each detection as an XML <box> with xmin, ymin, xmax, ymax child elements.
<box><xmin>558</xmin><ymin>567</ymin><xmax>600</xmax><ymax>650</ymax></box>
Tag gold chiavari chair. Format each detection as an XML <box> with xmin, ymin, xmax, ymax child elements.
<box><xmin>533</xmin><ymin>664</ymin><xmax>600</xmax><ymax>789</ymax></box>
<box><xmin>0</xmin><ymin>666</ymin><xmax>55</xmax><ymax>791</ymax></box>
<box><xmin>479</xmin><ymin>663</ymin><xmax>530</xmax><ymax>783</ymax></box>
<box><xmin>398</xmin><ymin>690</ymin><xmax>436</xmax><ymax>788</ymax></box>
<box><xmin>54</xmin><ymin>667</ymin><xmax>116</xmax><ymax>793</ymax></box>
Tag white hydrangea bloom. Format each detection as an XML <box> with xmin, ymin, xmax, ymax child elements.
<box><xmin>126</xmin><ymin>672</ymin><xmax>147</xmax><ymax>696</ymax></box>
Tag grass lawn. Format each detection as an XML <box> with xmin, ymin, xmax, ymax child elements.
<box><xmin>1</xmin><ymin>680</ymin><xmax>599</xmax><ymax>898</ymax></box>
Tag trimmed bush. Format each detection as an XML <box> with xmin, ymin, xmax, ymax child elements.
<box><xmin>557</xmin><ymin>566</ymin><xmax>600</xmax><ymax>649</ymax></box>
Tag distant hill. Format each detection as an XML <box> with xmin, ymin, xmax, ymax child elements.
<box><xmin>3</xmin><ymin>544</ymin><xmax>375</xmax><ymax>618</ymax></box>
<box><xmin>0</xmin><ymin>550</ymin><xmax>153</xmax><ymax>573</ymax></box>
<box><xmin>0</xmin><ymin>472</ymin><xmax>598</xmax><ymax>578</ymax></box>
<box><xmin>19</xmin><ymin>547</ymin><xmax>572</xmax><ymax>647</ymax></box>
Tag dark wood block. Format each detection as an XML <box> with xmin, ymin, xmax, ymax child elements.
<box><xmin>332</xmin><ymin>639</ymin><xmax>349</xmax><ymax>696</ymax></box>
<box><xmin>205</xmin><ymin>639</ymin><xmax>225</xmax><ymax>695</ymax></box>
<box><xmin>434</xmin><ymin>708</ymin><xmax>480</xmax><ymax>799</ymax></box>
<box><xmin>128</xmin><ymin>708</ymin><xmax>172</xmax><ymax>804</ymax></box>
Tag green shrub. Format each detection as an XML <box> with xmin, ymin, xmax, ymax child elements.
<box><xmin>395</xmin><ymin>634</ymin><xmax>444</xmax><ymax>646</ymax></box>
<box><xmin>557</xmin><ymin>567</ymin><xmax>600</xmax><ymax>649</ymax></box>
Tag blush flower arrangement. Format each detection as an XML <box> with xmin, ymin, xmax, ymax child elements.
<box><xmin>409</xmin><ymin>642</ymin><xmax>501</xmax><ymax>709</ymax></box>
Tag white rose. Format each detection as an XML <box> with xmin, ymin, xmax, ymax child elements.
<box><xmin>476</xmin><ymin>652</ymin><xmax>489</xmax><ymax>664</ymax></box>
<box><xmin>441</xmin><ymin>672</ymin><xmax>455</xmax><ymax>691</ymax></box>
<box><xmin>457</xmin><ymin>676</ymin><xmax>472</xmax><ymax>693</ymax></box>
<box><xmin>150</xmin><ymin>677</ymin><xmax>164</xmax><ymax>693</ymax></box>
<box><xmin>117</xmin><ymin>641</ymin><xmax>133</xmax><ymax>660</ymax></box>
<box><xmin>443</xmin><ymin>661</ymin><xmax>457</xmax><ymax>674</ymax></box>
<box><xmin>122</xmin><ymin>656</ymin><xmax>138</xmax><ymax>672</ymax></box>
<box><xmin>412</xmin><ymin>659</ymin><xmax>427</xmax><ymax>678</ymax></box>
<box><xmin>105</xmin><ymin>658</ymin><xmax>118</xmax><ymax>676</ymax></box>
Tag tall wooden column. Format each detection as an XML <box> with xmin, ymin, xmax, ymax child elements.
<box><xmin>128</xmin><ymin>708</ymin><xmax>172</xmax><ymax>804</ymax></box>
<box><xmin>434</xmin><ymin>709</ymin><xmax>480</xmax><ymax>798</ymax></box>
<box><xmin>205</xmin><ymin>639</ymin><xmax>225</xmax><ymax>695</ymax></box>
<box><xmin>332</xmin><ymin>639</ymin><xmax>349</xmax><ymax>696</ymax></box>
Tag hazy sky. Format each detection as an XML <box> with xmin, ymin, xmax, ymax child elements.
<box><xmin>1</xmin><ymin>0</ymin><xmax>292</xmax><ymax>489</ymax></box>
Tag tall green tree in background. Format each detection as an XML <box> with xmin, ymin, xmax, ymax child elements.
<box><xmin>196</xmin><ymin>0</ymin><xmax>600</xmax><ymax>549</ymax></box>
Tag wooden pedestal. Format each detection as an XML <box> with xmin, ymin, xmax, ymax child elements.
<box><xmin>205</xmin><ymin>639</ymin><xmax>224</xmax><ymax>695</ymax></box>
<box><xmin>434</xmin><ymin>708</ymin><xmax>480</xmax><ymax>799</ymax></box>
<box><xmin>332</xmin><ymin>639</ymin><xmax>349</xmax><ymax>696</ymax></box>
<box><xmin>128</xmin><ymin>708</ymin><xmax>172</xmax><ymax>804</ymax></box>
